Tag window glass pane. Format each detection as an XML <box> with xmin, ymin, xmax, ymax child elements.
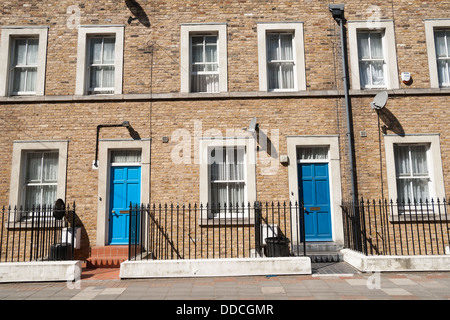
<box><xmin>25</xmin><ymin>185</ymin><xmax>41</xmax><ymax>209</ymax></box>
<box><xmin>370</xmin><ymin>32</ymin><xmax>383</xmax><ymax>59</ymax></box>
<box><xmin>14</xmin><ymin>39</ymin><xmax>27</xmax><ymax>65</ymax></box>
<box><xmin>102</xmin><ymin>38</ymin><xmax>115</xmax><ymax>64</ymax></box>
<box><xmin>191</xmin><ymin>74</ymin><xmax>219</xmax><ymax>92</ymax></box>
<box><xmin>268</xmin><ymin>63</ymin><xmax>280</xmax><ymax>90</ymax></box>
<box><xmin>268</xmin><ymin>34</ymin><xmax>280</xmax><ymax>61</ymax></box>
<box><xmin>229</xmin><ymin>182</ymin><xmax>245</xmax><ymax>206</ymax></box>
<box><xmin>410</xmin><ymin>145</ymin><xmax>428</xmax><ymax>175</ymax></box>
<box><xmin>371</xmin><ymin>61</ymin><xmax>385</xmax><ymax>86</ymax></box>
<box><xmin>89</xmin><ymin>38</ymin><xmax>103</xmax><ymax>64</ymax></box>
<box><xmin>43</xmin><ymin>152</ymin><xmax>58</xmax><ymax>182</ymax></box>
<box><xmin>25</xmin><ymin>67</ymin><xmax>37</xmax><ymax>92</ymax></box>
<box><xmin>210</xmin><ymin>183</ymin><xmax>227</xmax><ymax>205</ymax></box>
<box><xmin>42</xmin><ymin>185</ymin><xmax>57</xmax><ymax>206</ymax></box>
<box><xmin>102</xmin><ymin>66</ymin><xmax>115</xmax><ymax>88</ymax></box>
<box><xmin>435</xmin><ymin>31</ymin><xmax>447</xmax><ymax>57</ymax></box>
<box><xmin>394</xmin><ymin>145</ymin><xmax>410</xmax><ymax>176</ymax></box>
<box><xmin>26</xmin><ymin>39</ymin><xmax>39</xmax><ymax>65</ymax></box>
<box><xmin>297</xmin><ymin>147</ymin><xmax>328</xmax><ymax>160</ymax></box>
<box><xmin>357</xmin><ymin>32</ymin><xmax>370</xmax><ymax>59</ymax></box>
<box><xmin>111</xmin><ymin>150</ymin><xmax>142</xmax><ymax>163</ymax></box>
<box><xmin>89</xmin><ymin>66</ymin><xmax>102</xmax><ymax>89</ymax></box>
<box><xmin>437</xmin><ymin>59</ymin><xmax>449</xmax><ymax>85</ymax></box>
<box><xmin>191</xmin><ymin>39</ymin><xmax>204</xmax><ymax>63</ymax></box>
<box><xmin>228</xmin><ymin>147</ymin><xmax>244</xmax><ymax>181</ymax></box>
<box><xmin>280</xmin><ymin>34</ymin><xmax>293</xmax><ymax>60</ymax></box>
<box><xmin>396</xmin><ymin>178</ymin><xmax>410</xmax><ymax>202</ymax></box>
<box><xmin>412</xmin><ymin>179</ymin><xmax>429</xmax><ymax>202</ymax></box>
<box><xmin>205</xmin><ymin>44</ymin><xmax>217</xmax><ymax>63</ymax></box>
<box><xmin>26</xmin><ymin>153</ymin><xmax>42</xmax><ymax>182</ymax></box>
<box><xmin>12</xmin><ymin>68</ymin><xmax>27</xmax><ymax>93</ymax></box>
<box><xmin>281</xmin><ymin>63</ymin><xmax>294</xmax><ymax>89</ymax></box>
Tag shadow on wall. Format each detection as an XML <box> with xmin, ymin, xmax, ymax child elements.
<box><xmin>377</xmin><ymin>108</ymin><xmax>405</xmax><ymax>136</ymax></box>
<box><xmin>125</xmin><ymin>0</ymin><xmax>151</xmax><ymax>28</ymax></box>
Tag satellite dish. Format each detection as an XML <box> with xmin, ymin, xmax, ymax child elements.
<box><xmin>370</xmin><ymin>91</ymin><xmax>388</xmax><ymax>110</ymax></box>
<box><xmin>248</xmin><ymin>117</ymin><xmax>259</xmax><ymax>134</ymax></box>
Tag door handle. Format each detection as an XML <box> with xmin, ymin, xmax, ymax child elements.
<box><xmin>112</xmin><ymin>210</ymin><xmax>115</xmax><ymax>214</ymax></box>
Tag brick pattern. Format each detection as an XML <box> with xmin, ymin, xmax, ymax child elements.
<box><xmin>0</xmin><ymin>1</ymin><xmax>449</xmax><ymax>260</ymax></box>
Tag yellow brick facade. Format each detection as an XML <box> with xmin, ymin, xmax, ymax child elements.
<box><xmin>0</xmin><ymin>1</ymin><xmax>449</xmax><ymax>260</ymax></box>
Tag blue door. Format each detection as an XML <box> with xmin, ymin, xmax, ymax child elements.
<box><xmin>109</xmin><ymin>166</ymin><xmax>141</xmax><ymax>245</ymax></box>
<box><xmin>298</xmin><ymin>163</ymin><xmax>332</xmax><ymax>241</ymax></box>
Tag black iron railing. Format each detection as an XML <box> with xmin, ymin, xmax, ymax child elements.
<box><xmin>128</xmin><ymin>201</ymin><xmax>306</xmax><ymax>261</ymax></box>
<box><xmin>0</xmin><ymin>203</ymin><xmax>76</xmax><ymax>262</ymax></box>
<box><xmin>342</xmin><ymin>198</ymin><xmax>450</xmax><ymax>256</ymax></box>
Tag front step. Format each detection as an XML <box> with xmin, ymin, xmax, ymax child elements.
<box><xmin>86</xmin><ymin>245</ymin><xmax>129</xmax><ymax>268</ymax></box>
<box><xmin>293</xmin><ymin>242</ymin><xmax>344</xmax><ymax>262</ymax></box>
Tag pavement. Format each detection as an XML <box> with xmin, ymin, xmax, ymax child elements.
<box><xmin>0</xmin><ymin>262</ymin><xmax>449</xmax><ymax>305</ymax></box>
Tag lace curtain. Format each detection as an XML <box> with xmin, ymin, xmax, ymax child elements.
<box><xmin>435</xmin><ymin>30</ymin><xmax>450</xmax><ymax>86</ymax></box>
<box><xmin>267</xmin><ymin>33</ymin><xmax>294</xmax><ymax>90</ymax></box>
<box><xmin>89</xmin><ymin>37</ymin><xmax>115</xmax><ymax>91</ymax></box>
<box><xmin>12</xmin><ymin>38</ymin><xmax>38</xmax><ymax>93</ymax></box>
<box><xmin>357</xmin><ymin>31</ymin><xmax>385</xmax><ymax>88</ymax></box>
<box><xmin>394</xmin><ymin>145</ymin><xmax>430</xmax><ymax>202</ymax></box>
<box><xmin>25</xmin><ymin>152</ymin><xmax>58</xmax><ymax>208</ymax></box>
<box><xmin>209</xmin><ymin>147</ymin><xmax>245</xmax><ymax>207</ymax></box>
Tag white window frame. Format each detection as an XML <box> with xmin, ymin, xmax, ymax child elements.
<box><xmin>424</xmin><ymin>19</ymin><xmax>450</xmax><ymax>88</ymax></box>
<box><xmin>75</xmin><ymin>26</ymin><xmax>124</xmax><ymax>95</ymax></box>
<box><xmin>348</xmin><ymin>21</ymin><xmax>399</xmax><ymax>90</ymax></box>
<box><xmin>199</xmin><ymin>137</ymin><xmax>256</xmax><ymax>223</ymax></box>
<box><xmin>0</xmin><ymin>26</ymin><xmax>48</xmax><ymax>97</ymax></box>
<box><xmin>9</xmin><ymin>141</ymin><xmax>68</xmax><ymax>223</ymax></box>
<box><xmin>385</xmin><ymin>134</ymin><xmax>445</xmax><ymax>208</ymax></box>
<box><xmin>257</xmin><ymin>22</ymin><xmax>306</xmax><ymax>92</ymax></box>
<box><xmin>181</xmin><ymin>23</ymin><xmax>228</xmax><ymax>93</ymax></box>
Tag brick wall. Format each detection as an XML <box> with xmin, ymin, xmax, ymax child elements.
<box><xmin>0</xmin><ymin>0</ymin><xmax>449</xmax><ymax>259</ymax></box>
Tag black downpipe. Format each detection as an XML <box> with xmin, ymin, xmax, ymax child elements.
<box><xmin>329</xmin><ymin>5</ymin><xmax>358</xmax><ymax>205</ymax></box>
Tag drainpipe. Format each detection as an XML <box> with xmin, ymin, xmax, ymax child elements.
<box><xmin>93</xmin><ymin>121</ymin><xmax>131</xmax><ymax>168</ymax></box>
<box><xmin>329</xmin><ymin>4</ymin><xmax>358</xmax><ymax>205</ymax></box>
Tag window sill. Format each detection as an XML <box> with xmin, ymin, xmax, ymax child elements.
<box><xmin>389</xmin><ymin>213</ymin><xmax>449</xmax><ymax>223</ymax></box>
<box><xmin>198</xmin><ymin>217</ymin><xmax>254</xmax><ymax>227</ymax></box>
<box><xmin>6</xmin><ymin>218</ymin><xmax>60</xmax><ymax>229</ymax></box>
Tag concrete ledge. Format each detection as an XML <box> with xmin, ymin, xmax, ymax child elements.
<box><xmin>120</xmin><ymin>257</ymin><xmax>311</xmax><ymax>279</ymax></box>
<box><xmin>0</xmin><ymin>261</ymin><xmax>82</xmax><ymax>283</ymax></box>
<box><xmin>342</xmin><ymin>249</ymin><xmax>450</xmax><ymax>272</ymax></box>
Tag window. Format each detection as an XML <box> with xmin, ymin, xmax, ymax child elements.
<box><xmin>209</xmin><ymin>147</ymin><xmax>245</xmax><ymax>210</ymax></box>
<box><xmin>24</xmin><ymin>151</ymin><xmax>59</xmax><ymax>210</ymax></box>
<box><xmin>9</xmin><ymin>141</ymin><xmax>68</xmax><ymax>222</ymax></box>
<box><xmin>267</xmin><ymin>33</ymin><xmax>295</xmax><ymax>90</ymax></box>
<box><xmin>190</xmin><ymin>35</ymin><xmax>219</xmax><ymax>93</ymax></box>
<box><xmin>199</xmin><ymin>138</ymin><xmax>256</xmax><ymax>221</ymax></box>
<box><xmin>181</xmin><ymin>24</ymin><xmax>227</xmax><ymax>93</ymax></box>
<box><xmin>357</xmin><ymin>31</ymin><xmax>386</xmax><ymax>89</ymax></box>
<box><xmin>384</xmin><ymin>135</ymin><xmax>445</xmax><ymax>207</ymax></box>
<box><xmin>10</xmin><ymin>37</ymin><xmax>39</xmax><ymax>95</ymax></box>
<box><xmin>348</xmin><ymin>21</ymin><xmax>399</xmax><ymax>90</ymax></box>
<box><xmin>434</xmin><ymin>29</ymin><xmax>450</xmax><ymax>87</ymax></box>
<box><xmin>87</xmin><ymin>36</ymin><xmax>116</xmax><ymax>94</ymax></box>
<box><xmin>257</xmin><ymin>22</ymin><xmax>306</xmax><ymax>92</ymax></box>
<box><xmin>394</xmin><ymin>144</ymin><xmax>430</xmax><ymax>202</ymax></box>
<box><xmin>0</xmin><ymin>27</ymin><xmax>48</xmax><ymax>97</ymax></box>
<box><xmin>424</xmin><ymin>19</ymin><xmax>450</xmax><ymax>88</ymax></box>
<box><xmin>75</xmin><ymin>26</ymin><xmax>124</xmax><ymax>95</ymax></box>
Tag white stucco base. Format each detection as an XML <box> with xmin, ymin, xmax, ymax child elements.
<box><xmin>0</xmin><ymin>261</ymin><xmax>82</xmax><ymax>283</ymax></box>
<box><xmin>120</xmin><ymin>257</ymin><xmax>312</xmax><ymax>279</ymax></box>
<box><xmin>342</xmin><ymin>249</ymin><xmax>450</xmax><ymax>272</ymax></box>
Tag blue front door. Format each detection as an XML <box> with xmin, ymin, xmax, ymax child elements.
<box><xmin>298</xmin><ymin>163</ymin><xmax>332</xmax><ymax>241</ymax></box>
<box><xmin>109</xmin><ymin>166</ymin><xmax>141</xmax><ymax>245</ymax></box>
